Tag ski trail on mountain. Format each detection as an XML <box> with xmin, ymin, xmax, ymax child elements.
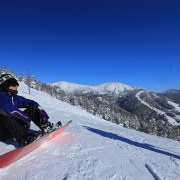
<box><xmin>136</xmin><ymin>90</ymin><xmax>179</xmax><ymax>125</ymax></box>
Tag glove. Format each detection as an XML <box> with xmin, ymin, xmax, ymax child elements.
<box><xmin>37</xmin><ymin>106</ymin><xmax>49</xmax><ymax>124</ymax></box>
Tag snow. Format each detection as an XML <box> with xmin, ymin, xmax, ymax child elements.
<box><xmin>52</xmin><ymin>81</ymin><xmax>135</xmax><ymax>94</ymax></box>
<box><xmin>96</xmin><ymin>82</ymin><xmax>135</xmax><ymax>94</ymax></box>
<box><xmin>0</xmin><ymin>83</ymin><xmax>180</xmax><ymax>180</ymax></box>
<box><xmin>136</xmin><ymin>90</ymin><xmax>180</xmax><ymax>126</ymax></box>
<box><xmin>168</xmin><ymin>100</ymin><xmax>180</xmax><ymax>112</ymax></box>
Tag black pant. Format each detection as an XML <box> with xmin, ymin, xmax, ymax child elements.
<box><xmin>0</xmin><ymin>107</ymin><xmax>41</xmax><ymax>142</ymax></box>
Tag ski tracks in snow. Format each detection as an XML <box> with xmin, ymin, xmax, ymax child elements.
<box><xmin>1</xmin><ymin>118</ymin><xmax>180</xmax><ymax>180</ymax></box>
<box><xmin>55</xmin><ymin>127</ymin><xmax>123</xmax><ymax>180</ymax></box>
<box><xmin>145</xmin><ymin>164</ymin><xmax>162</xmax><ymax>180</ymax></box>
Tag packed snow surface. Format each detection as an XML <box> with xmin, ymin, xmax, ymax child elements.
<box><xmin>0</xmin><ymin>83</ymin><xmax>180</xmax><ymax>180</ymax></box>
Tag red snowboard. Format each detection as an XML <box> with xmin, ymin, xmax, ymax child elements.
<box><xmin>0</xmin><ymin>120</ymin><xmax>72</xmax><ymax>168</ymax></box>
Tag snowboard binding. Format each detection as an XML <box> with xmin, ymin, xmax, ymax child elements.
<box><xmin>40</xmin><ymin>121</ymin><xmax>62</xmax><ymax>135</ymax></box>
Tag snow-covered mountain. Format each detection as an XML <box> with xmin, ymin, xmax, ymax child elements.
<box><xmin>52</xmin><ymin>81</ymin><xmax>135</xmax><ymax>94</ymax></box>
<box><xmin>0</xmin><ymin>82</ymin><xmax>180</xmax><ymax>180</ymax></box>
<box><xmin>51</xmin><ymin>81</ymin><xmax>180</xmax><ymax>140</ymax></box>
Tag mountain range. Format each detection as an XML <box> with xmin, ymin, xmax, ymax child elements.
<box><xmin>53</xmin><ymin>81</ymin><xmax>135</xmax><ymax>94</ymax></box>
<box><xmin>52</xmin><ymin>81</ymin><xmax>180</xmax><ymax>140</ymax></box>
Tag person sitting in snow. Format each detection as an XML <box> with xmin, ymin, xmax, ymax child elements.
<box><xmin>0</xmin><ymin>74</ymin><xmax>53</xmax><ymax>146</ymax></box>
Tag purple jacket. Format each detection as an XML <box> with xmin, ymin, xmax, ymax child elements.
<box><xmin>0</xmin><ymin>92</ymin><xmax>39</xmax><ymax>123</ymax></box>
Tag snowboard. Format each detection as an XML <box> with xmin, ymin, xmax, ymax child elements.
<box><xmin>0</xmin><ymin>120</ymin><xmax>72</xmax><ymax>168</ymax></box>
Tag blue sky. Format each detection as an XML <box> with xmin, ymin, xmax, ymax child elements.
<box><xmin>0</xmin><ymin>0</ymin><xmax>180</xmax><ymax>91</ymax></box>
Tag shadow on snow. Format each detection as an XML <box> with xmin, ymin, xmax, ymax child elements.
<box><xmin>84</xmin><ymin>126</ymin><xmax>180</xmax><ymax>160</ymax></box>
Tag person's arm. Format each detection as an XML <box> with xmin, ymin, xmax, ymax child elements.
<box><xmin>16</xmin><ymin>95</ymin><xmax>39</xmax><ymax>108</ymax></box>
<box><xmin>16</xmin><ymin>95</ymin><xmax>49</xmax><ymax>124</ymax></box>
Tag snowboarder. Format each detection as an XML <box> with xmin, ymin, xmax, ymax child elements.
<box><xmin>0</xmin><ymin>74</ymin><xmax>53</xmax><ymax>146</ymax></box>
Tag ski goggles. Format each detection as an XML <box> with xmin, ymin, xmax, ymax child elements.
<box><xmin>0</xmin><ymin>74</ymin><xmax>16</xmax><ymax>85</ymax></box>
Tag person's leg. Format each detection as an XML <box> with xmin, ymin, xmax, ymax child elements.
<box><xmin>24</xmin><ymin>107</ymin><xmax>42</xmax><ymax>127</ymax></box>
<box><xmin>0</xmin><ymin>117</ymin><xmax>13</xmax><ymax>141</ymax></box>
<box><xmin>24</xmin><ymin>107</ymin><xmax>53</xmax><ymax>134</ymax></box>
<box><xmin>0</xmin><ymin>115</ymin><xmax>28</xmax><ymax>142</ymax></box>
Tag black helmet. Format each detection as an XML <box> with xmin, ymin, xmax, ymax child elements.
<box><xmin>0</xmin><ymin>74</ymin><xmax>19</xmax><ymax>91</ymax></box>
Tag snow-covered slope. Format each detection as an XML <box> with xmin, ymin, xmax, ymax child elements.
<box><xmin>52</xmin><ymin>81</ymin><xmax>135</xmax><ymax>94</ymax></box>
<box><xmin>0</xmin><ymin>83</ymin><xmax>180</xmax><ymax>180</ymax></box>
